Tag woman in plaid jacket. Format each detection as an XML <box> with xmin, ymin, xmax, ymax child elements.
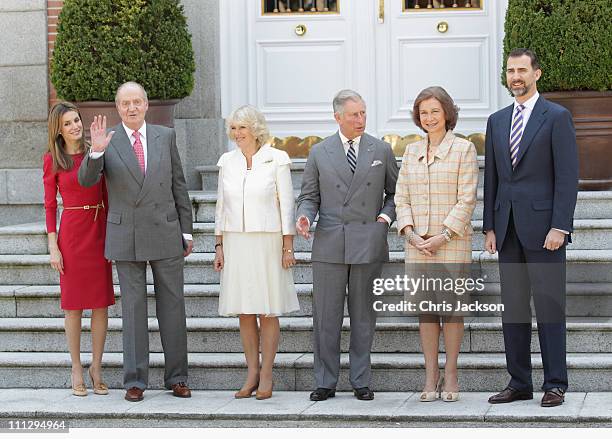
<box><xmin>395</xmin><ymin>86</ymin><xmax>478</xmax><ymax>402</ymax></box>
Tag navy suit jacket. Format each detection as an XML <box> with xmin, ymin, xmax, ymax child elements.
<box><xmin>483</xmin><ymin>96</ymin><xmax>579</xmax><ymax>251</ymax></box>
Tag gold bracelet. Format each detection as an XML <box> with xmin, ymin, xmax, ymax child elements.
<box><xmin>282</xmin><ymin>248</ymin><xmax>293</xmax><ymax>253</ymax></box>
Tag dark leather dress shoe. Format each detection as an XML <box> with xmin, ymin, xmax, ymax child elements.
<box><xmin>309</xmin><ymin>388</ymin><xmax>336</xmax><ymax>401</ymax></box>
<box><xmin>488</xmin><ymin>387</ymin><xmax>533</xmax><ymax>404</ymax></box>
<box><xmin>125</xmin><ymin>387</ymin><xmax>144</xmax><ymax>402</ymax></box>
<box><xmin>541</xmin><ymin>388</ymin><xmax>565</xmax><ymax>407</ymax></box>
<box><xmin>171</xmin><ymin>382</ymin><xmax>192</xmax><ymax>398</ymax></box>
<box><xmin>353</xmin><ymin>387</ymin><xmax>374</xmax><ymax>401</ymax></box>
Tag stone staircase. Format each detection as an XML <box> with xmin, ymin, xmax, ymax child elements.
<box><xmin>0</xmin><ymin>161</ymin><xmax>611</xmax><ymax>426</ymax></box>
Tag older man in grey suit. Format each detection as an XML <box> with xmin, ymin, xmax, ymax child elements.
<box><xmin>296</xmin><ymin>89</ymin><xmax>398</xmax><ymax>401</ymax></box>
<box><xmin>79</xmin><ymin>82</ymin><xmax>193</xmax><ymax>402</ymax></box>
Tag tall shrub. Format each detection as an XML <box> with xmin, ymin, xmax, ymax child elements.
<box><xmin>503</xmin><ymin>0</ymin><xmax>611</xmax><ymax>92</ymax></box>
<box><xmin>51</xmin><ymin>0</ymin><xmax>195</xmax><ymax>101</ymax></box>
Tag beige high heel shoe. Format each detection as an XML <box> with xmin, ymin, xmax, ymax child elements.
<box><xmin>71</xmin><ymin>372</ymin><xmax>87</xmax><ymax>397</ymax></box>
<box><xmin>88</xmin><ymin>368</ymin><xmax>109</xmax><ymax>395</ymax></box>
<box><xmin>440</xmin><ymin>376</ymin><xmax>460</xmax><ymax>402</ymax></box>
<box><xmin>419</xmin><ymin>375</ymin><xmax>443</xmax><ymax>402</ymax></box>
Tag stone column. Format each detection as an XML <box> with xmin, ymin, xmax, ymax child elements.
<box><xmin>0</xmin><ymin>0</ymin><xmax>48</xmax><ymax>225</ymax></box>
<box><xmin>175</xmin><ymin>0</ymin><xmax>227</xmax><ymax>190</ymax></box>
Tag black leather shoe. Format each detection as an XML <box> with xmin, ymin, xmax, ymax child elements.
<box><xmin>353</xmin><ymin>387</ymin><xmax>375</xmax><ymax>401</ymax></box>
<box><xmin>541</xmin><ymin>388</ymin><xmax>565</xmax><ymax>407</ymax></box>
<box><xmin>309</xmin><ymin>388</ymin><xmax>336</xmax><ymax>401</ymax></box>
<box><xmin>488</xmin><ymin>387</ymin><xmax>533</xmax><ymax>404</ymax></box>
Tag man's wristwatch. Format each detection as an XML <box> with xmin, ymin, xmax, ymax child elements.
<box><xmin>441</xmin><ymin>228</ymin><xmax>453</xmax><ymax>242</ymax></box>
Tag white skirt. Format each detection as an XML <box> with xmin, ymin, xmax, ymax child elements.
<box><xmin>218</xmin><ymin>232</ymin><xmax>299</xmax><ymax>316</ymax></box>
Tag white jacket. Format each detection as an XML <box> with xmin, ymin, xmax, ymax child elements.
<box><xmin>214</xmin><ymin>144</ymin><xmax>296</xmax><ymax>235</ymax></box>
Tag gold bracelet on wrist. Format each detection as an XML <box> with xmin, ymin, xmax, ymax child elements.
<box><xmin>282</xmin><ymin>248</ymin><xmax>293</xmax><ymax>253</ymax></box>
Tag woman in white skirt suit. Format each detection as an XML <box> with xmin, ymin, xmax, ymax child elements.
<box><xmin>213</xmin><ymin>105</ymin><xmax>299</xmax><ymax>400</ymax></box>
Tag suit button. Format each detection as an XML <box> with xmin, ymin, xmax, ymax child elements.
<box><xmin>336</xmin><ymin>184</ymin><xmax>340</xmax><ymax>188</ymax></box>
<box><xmin>366</xmin><ymin>182</ymin><xmax>371</xmax><ymax>186</ymax></box>
<box><xmin>362</xmin><ymin>221</ymin><xmax>366</xmax><ymax>225</ymax></box>
<box><xmin>154</xmin><ymin>222</ymin><xmax>159</xmax><ymax>226</ymax></box>
<box><xmin>362</xmin><ymin>202</ymin><xmax>365</xmax><ymax>207</ymax></box>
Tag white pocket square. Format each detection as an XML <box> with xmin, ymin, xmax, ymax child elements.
<box><xmin>371</xmin><ymin>160</ymin><xmax>383</xmax><ymax>167</ymax></box>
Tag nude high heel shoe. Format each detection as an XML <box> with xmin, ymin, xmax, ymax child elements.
<box><xmin>419</xmin><ymin>375</ymin><xmax>442</xmax><ymax>402</ymax></box>
<box><xmin>234</xmin><ymin>381</ymin><xmax>259</xmax><ymax>399</ymax></box>
<box><xmin>88</xmin><ymin>368</ymin><xmax>109</xmax><ymax>395</ymax></box>
<box><xmin>441</xmin><ymin>376</ymin><xmax>460</xmax><ymax>402</ymax></box>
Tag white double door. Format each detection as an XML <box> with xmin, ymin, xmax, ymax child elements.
<box><xmin>220</xmin><ymin>0</ymin><xmax>511</xmax><ymax>139</ymax></box>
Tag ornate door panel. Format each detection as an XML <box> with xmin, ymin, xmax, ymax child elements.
<box><xmin>374</xmin><ymin>0</ymin><xmax>509</xmax><ymax>138</ymax></box>
<box><xmin>220</xmin><ymin>0</ymin><xmax>511</xmax><ymax>148</ymax></box>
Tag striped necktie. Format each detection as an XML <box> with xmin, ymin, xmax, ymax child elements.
<box><xmin>510</xmin><ymin>104</ymin><xmax>525</xmax><ymax>169</ymax></box>
<box><xmin>346</xmin><ymin>139</ymin><xmax>357</xmax><ymax>173</ymax></box>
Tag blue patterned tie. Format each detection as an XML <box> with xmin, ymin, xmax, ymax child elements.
<box><xmin>509</xmin><ymin>104</ymin><xmax>525</xmax><ymax>169</ymax></box>
<box><xmin>347</xmin><ymin>139</ymin><xmax>357</xmax><ymax>173</ymax></box>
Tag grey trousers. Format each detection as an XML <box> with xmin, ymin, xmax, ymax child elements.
<box><xmin>312</xmin><ymin>261</ymin><xmax>382</xmax><ymax>389</ymax></box>
<box><xmin>116</xmin><ymin>255</ymin><xmax>188</xmax><ymax>390</ymax></box>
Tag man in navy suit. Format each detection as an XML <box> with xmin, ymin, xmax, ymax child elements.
<box><xmin>483</xmin><ymin>48</ymin><xmax>578</xmax><ymax>407</ymax></box>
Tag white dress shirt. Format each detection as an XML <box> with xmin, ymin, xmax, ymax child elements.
<box><xmin>339</xmin><ymin>131</ymin><xmax>362</xmax><ymax>157</ymax></box>
<box><xmin>122</xmin><ymin>122</ymin><xmax>148</xmax><ymax>172</ymax></box>
<box><xmin>90</xmin><ymin>121</ymin><xmax>192</xmax><ymax>241</ymax></box>
<box><xmin>512</xmin><ymin>91</ymin><xmax>539</xmax><ymax>130</ymax></box>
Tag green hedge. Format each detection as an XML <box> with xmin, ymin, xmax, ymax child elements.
<box><xmin>503</xmin><ymin>0</ymin><xmax>611</xmax><ymax>92</ymax></box>
<box><xmin>51</xmin><ymin>0</ymin><xmax>195</xmax><ymax>102</ymax></box>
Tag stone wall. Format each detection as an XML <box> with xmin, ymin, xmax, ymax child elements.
<box><xmin>0</xmin><ymin>0</ymin><xmax>48</xmax><ymax>225</ymax></box>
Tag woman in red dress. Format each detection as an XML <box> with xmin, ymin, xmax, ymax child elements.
<box><xmin>43</xmin><ymin>102</ymin><xmax>115</xmax><ymax>396</ymax></box>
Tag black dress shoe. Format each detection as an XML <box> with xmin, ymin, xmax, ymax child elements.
<box><xmin>310</xmin><ymin>388</ymin><xmax>336</xmax><ymax>401</ymax></box>
<box><xmin>488</xmin><ymin>386</ymin><xmax>533</xmax><ymax>404</ymax></box>
<box><xmin>353</xmin><ymin>387</ymin><xmax>375</xmax><ymax>401</ymax></box>
<box><xmin>541</xmin><ymin>388</ymin><xmax>565</xmax><ymax>407</ymax></box>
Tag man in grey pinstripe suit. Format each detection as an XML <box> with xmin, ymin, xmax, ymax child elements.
<box><xmin>78</xmin><ymin>82</ymin><xmax>193</xmax><ymax>402</ymax></box>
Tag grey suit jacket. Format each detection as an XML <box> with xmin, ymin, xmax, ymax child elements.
<box><xmin>296</xmin><ymin>132</ymin><xmax>398</xmax><ymax>264</ymax></box>
<box><xmin>78</xmin><ymin>123</ymin><xmax>193</xmax><ymax>261</ymax></box>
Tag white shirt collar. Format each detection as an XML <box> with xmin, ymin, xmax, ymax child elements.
<box><xmin>338</xmin><ymin>131</ymin><xmax>361</xmax><ymax>147</ymax></box>
<box><xmin>514</xmin><ymin>91</ymin><xmax>539</xmax><ymax>111</ymax></box>
<box><xmin>122</xmin><ymin>121</ymin><xmax>147</xmax><ymax>140</ymax></box>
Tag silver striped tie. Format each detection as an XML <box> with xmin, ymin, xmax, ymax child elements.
<box><xmin>510</xmin><ymin>104</ymin><xmax>525</xmax><ymax>168</ymax></box>
<box><xmin>347</xmin><ymin>139</ymin><xmax>357</xmax><ymax>173</ymax></box>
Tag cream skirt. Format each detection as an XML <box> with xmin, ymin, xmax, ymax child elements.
<box><xmin>218</xmin><ymin>231</ymin><xmax>299</xmax><ymax>316</ymax></box>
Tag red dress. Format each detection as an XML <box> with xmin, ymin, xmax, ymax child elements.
<box><xmin>43</xmin><ymin>153</ymin><xmax>114</xmax><ymax>310</ymax></box>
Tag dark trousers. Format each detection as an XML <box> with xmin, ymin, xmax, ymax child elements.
<box><xmin>498</xmin><ymin>210</ymin><xmax>568</xmax><ymax>392</ymax></box>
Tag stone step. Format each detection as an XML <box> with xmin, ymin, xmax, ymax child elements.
<box><xmin>2</xmin><ymin>389</ymin><xmax>610</xmax><ymax>428</ymax></box>
<box><xmin>0</xmin><ymin>317</ymin><xmax>610</xmax><ymax>354</ymax></box>
<box><xmin>2</xmin><ymin>282</ymin><xmax>611</xmax><ymax>319</ymax></box>
<box><xmin>4</xmin><ymin>219</ymin><xmax>611</xmax><ymax>255</ymax></box>
<box><xmin>0</xmin><ymin>390</ymin><xmax>612</xmax><ymax>428</ymax></box>
<box><xmin>191</xmin><ymin>190</ymin><xmax>612</xmax><ymax>223</ymax></box>
<box><xmin>1</xmin><ymin>250</ymin><xmax>611</xmax><ymax>286</ymax></box>
<box><xmin>197</xmin><ymin>157</ymin><xmax>488</xmax><ymax>191</ymax></box>
<box><xmin>0</xmin><ymin>352</ymin><xmax>610</xmax><ymax>392</ymax></box>
<box><xmin>2</xmin><ymin>189</ymin><xmax>610</xmax><ymax>231</ymax></box>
